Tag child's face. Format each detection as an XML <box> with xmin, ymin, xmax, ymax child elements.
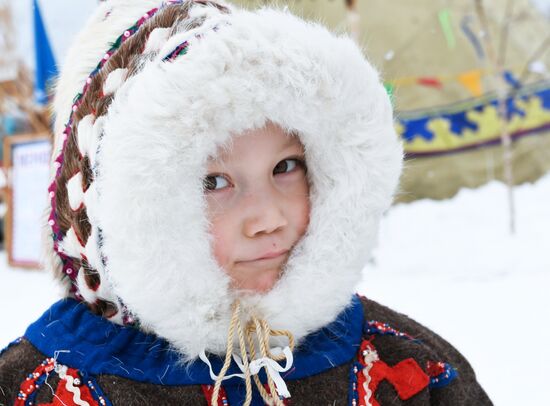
<box><xmin>205</xmin><ymin>122</ymin><xmax>310</xmax><ymax>293</ymax></box>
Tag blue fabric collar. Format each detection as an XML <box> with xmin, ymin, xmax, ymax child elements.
<box><xmin>25</xmin><ymin>296</ymin><xmax>363</xmax><ymax>386</ymax></box>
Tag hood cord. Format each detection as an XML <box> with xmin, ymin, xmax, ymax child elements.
<box><xmin>209</xmin><ymin>300</ymin><xmax>295</xmax><ymax>406</ymax></box>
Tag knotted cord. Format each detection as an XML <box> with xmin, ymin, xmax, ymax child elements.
<box><xmin>208</xmin><ymin>300</ymin><xmax>295</xmax><ymax>406</ymax></box>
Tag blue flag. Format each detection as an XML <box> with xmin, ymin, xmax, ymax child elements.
<box><xmin>33</xmin><ymin>0</ymin><xmax>58</xmax><ymax>105</ymax></box>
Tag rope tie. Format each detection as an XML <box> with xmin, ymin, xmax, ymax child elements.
<box><xmin>199</xmin><ymin>300</ymin><xmax>295</xmax><ymax>406</ymax></box>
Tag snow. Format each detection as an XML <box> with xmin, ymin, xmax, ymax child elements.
<box><xmin>357</xmin><ymin>175</ymin><xmax>550</xmax><ymax>406</ymax></box>
<box><xmin>2</xmin><ymin>174</ymin><xmax>549</xmax><ymax>404</ymax></box>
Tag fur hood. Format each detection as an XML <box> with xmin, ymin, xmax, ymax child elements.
<box><xmin>46</xmin><ymin>0</ymin><xmax>403</xmax><ymax>360</ymax></box>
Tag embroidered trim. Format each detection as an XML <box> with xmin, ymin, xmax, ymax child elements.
<box><xmin>47</xmin><ymin>2</ymin><xmax>187</xmax><ymax>318</ymax></box>
<box><xmin>349</xmin><ymin>340</ymin><xmax>430</xmax><ymax>406</ymax></box>
<box><xmin>349</xmin><ymin>362</ymin><xmax>363</xmax><ymax>406</ymax></box>
<box><xmin>14</xmin><ymin>358</ymin><xmax>111</xmax><ymax>406</ymax></box>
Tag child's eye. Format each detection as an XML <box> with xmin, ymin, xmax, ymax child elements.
<box><xmin>273</xmin><ymin>158</ymin><xmax>305</xmax><ymax>175</ymax></box>
<box><xmin>204</xmin><ymin>174</ymin><xmax>231</xmax><ymax>191</ymax></box>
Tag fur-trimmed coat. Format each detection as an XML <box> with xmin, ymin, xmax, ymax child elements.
<box><xmin>0</xmin><ymin>296</ymin><xmax>492</xmax><ymax>405</ymax></box>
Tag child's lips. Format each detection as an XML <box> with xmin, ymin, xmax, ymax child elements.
<box><xmin>237</xmin><ymin>249</ymin><xmax>289</xmax><ymax>264</ymax></box>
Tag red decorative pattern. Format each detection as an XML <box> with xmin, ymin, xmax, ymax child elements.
<box><xmin>355</xmin><ymin>340</ymin><xmax>429</xmax><ymax>406</ymax></box>
<box><xmin>202</xmin><ymin>384</ymin><xmax>230</xmax><ymax>405</ymax></box>
<box><xmin>426</xmin><ymin>361</ymin><xmax>446</xmax><ymax>377</ymax></box>
<box><xmin>15</xmin><ymin>358</ymin><xmax>99</xmax><ymax>406</ymax></box>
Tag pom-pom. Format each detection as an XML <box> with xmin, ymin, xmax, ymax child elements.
<box><xmin>103</xmin><ymin>68</ymin><xmax>128</xmax><ymax>95</ymax></box>
<box><xmin>67</xmin><ymin>172</ymin><xmax>84</xmax><ymax>211</ymax></box>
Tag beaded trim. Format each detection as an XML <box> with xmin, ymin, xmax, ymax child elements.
<box><xmin>48</xmin><ymin>2</ymin><xmax>179</xmax><ymax>282</ymax></box>
<box><xmin>364</xmin><ymin>320</ymin><xmax>417</xmax><ymax>341</ymax></box>
<box><xmin>47</xmin><ymin>0</ymin><xmax>227</xmax><ymax>326</ymax></box>
<box><xmin>47</xmin><ymin>1</ymin><xmax>190</xmax><ymax>324</ymax></box>
<box><xmin>14</xmin><ymin>358</ymin><xmax>111</xmax><ymax>406</ymax></box>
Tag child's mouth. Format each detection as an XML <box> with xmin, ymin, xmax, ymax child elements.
<box><xmin>236</xmin><ymin>250</ymin><xmax>289</xmax><ymax>268</ymax></box>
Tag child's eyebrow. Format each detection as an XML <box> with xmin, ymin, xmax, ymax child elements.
<box><xmin>281</xmin><ymin>135</ymin><xmax>303</xmax><ymax>150</ymax></box>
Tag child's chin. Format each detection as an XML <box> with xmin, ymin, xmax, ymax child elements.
<box><xmin>231</xmin><ymin>269</ymin><xmax>281</xmax><ymax>294</ymax></box>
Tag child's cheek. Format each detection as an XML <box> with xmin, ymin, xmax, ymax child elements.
<box><xmin>208</xmin><ymin>215</ymin><xmax>234</xmax><ymax>272</ymax></box>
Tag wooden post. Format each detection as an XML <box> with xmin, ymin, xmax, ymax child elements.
<box><xmin>474</xmin><ymin>0</ymin><xmax>516</xmax><ymax>234</ymax></box>
<box><xmin>345</xmin><ymin>0</ymin><xmax>361</xmax><ymax>43</ymax></box>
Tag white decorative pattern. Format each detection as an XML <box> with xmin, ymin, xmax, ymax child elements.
<box><xmin>55</xmin><ymin>363</ymin><xmax>91</xmax><ymax>406</ymax></box>
<box><xmin>361</xmin><ymin>347</ymin><xmax>379</xmax><ymax>406</ymax></box>
<box><xmin>59</xmin><ymin>227</ymin><xmax>85</xmax><ymax>259</ymax></box>
<box><xmin>103</xmin><ymin>68</ymin><xmax>129</xmax><ymax>95</ymax></box>
<box><xmin>77</xmin><ymin>114</ymin><xmax>96</xmax><ymax>157</ymax></box>
<box><xmin>67</xmin><ymin>172</ymin><xmax>85</xmax><ymax>211</ymax></box>
<box><xmin>143</xmin><ymin>27</ymin><xmax>171</xmax><ymax>53</ymax></box>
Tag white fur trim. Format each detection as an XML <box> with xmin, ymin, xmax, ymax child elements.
<box><xmin>97</xmin><ymin>7</ymin><xmax>403</xmax><ymax>360</ymax></box>
<box><xmin>67</xmin><ymin>172</ymin><xmax>85</xmax><ymax>211</ymax></box>
<box><xmin>188</xmin><ymin>2</ymin><xmax>225</xmax><ymax>20</ymax></box>
<box><xmin>143</xmin><ymin>27</ymin><xmax>171</xmax><ymax>54</ymax></box>
<box><xmin>103</xmin><ymin>68</ymin><xmax>128</xmax><ymax>95</ymax></box>
<box><xmin>59</xmin><ymin>227</ymin><xmax>84</xmax><ymax>259</ymax></box>
<box><xmin>77</xmin><ymin>114</ymin><xmax>96</xmax><ymax>157</ymax></box>
<box><xmin>157</xmin><ymin>8</ymin><xmax>227</xmax><ymax>61</ymax></box>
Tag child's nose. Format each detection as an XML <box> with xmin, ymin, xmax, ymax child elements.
<box><xmin>242</xmin><ymin>192</ymin><xmax>288</xmax><ymax>237</ymax></box>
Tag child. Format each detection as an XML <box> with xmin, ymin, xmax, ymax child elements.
<box><xmin>0</xmin><ymin>1</ymin><xmax>492</xmax><ymax>405</ymax></box>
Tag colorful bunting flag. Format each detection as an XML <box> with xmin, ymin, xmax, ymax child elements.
<box><xmin>417</xmin><ymin>77</ymin><xmax>443</xmax><ymax>89</ymax></box>
<box><xmin>457</xmin><ymin>70</ymin><xmax>483</xmax><ymax>97</ymax></box>
<box><xmin>438</xmin><ymin>9</ymin><xmax>456</xmax><ymax>50</ymax></box>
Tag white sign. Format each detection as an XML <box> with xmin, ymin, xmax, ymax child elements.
<box><xmin>11</xmin><ymin>140</ymin><xmax>51</xmax><ymax>265</ymax></box>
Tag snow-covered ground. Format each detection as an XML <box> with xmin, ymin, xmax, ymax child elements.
<box><xmin>1</xmin><ymin>174</ymin><xmax>549</xmax><ymax>405</ymax></box>
<box><xmin>357</xmin><ymin>175</ymin><xmax>550</xmax><ymax>406</ymax></box>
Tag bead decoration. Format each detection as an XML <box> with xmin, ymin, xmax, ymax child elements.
<box><xmin>364</xmin><ymin>320</ymin><xmax>417</xmax><ymax>341</ymax></box>
<box><xmin>46</xmin><ymin>1</ymin><xmax>186</xmax><ymax>320</ymax></box>
<box><xmin>426</xmin><ymin>361</ymin><xmax>457</xmax><ymax>389</ymax></box>
<box><xmin>14</xmin><ymin>358</ymin><xmax>111</xmax><ymax>406</ymax></box>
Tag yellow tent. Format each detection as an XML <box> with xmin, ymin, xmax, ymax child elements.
<box><xmin>234</xmin><ymin>0</ymin><xmax>550</xmax><ymax>202</ymax></box>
